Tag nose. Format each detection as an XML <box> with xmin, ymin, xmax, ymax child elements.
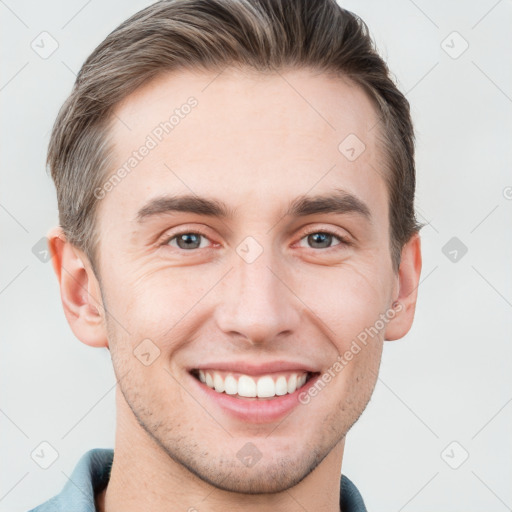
<box><xmin>213</xmin><ymin>245</ymin><xmax>301</xmax><ymax>346</ymax></box>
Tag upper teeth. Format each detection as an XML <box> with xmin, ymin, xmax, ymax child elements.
<box><xmin>197</xmin><ymin>370</ymin><xmax>309</xmax><ymax>398</ymax></box>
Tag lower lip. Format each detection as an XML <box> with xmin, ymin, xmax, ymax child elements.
<box><xmin>189</xmin><ymin>372</ymin><xmax>320</xmax><ymax>423</ymax></box>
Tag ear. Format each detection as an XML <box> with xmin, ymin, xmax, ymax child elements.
<box><xmin>47</xmin><ymin>226</ymin><xmax>108</xmax><ymax>348</ymax></box>
<box><xmin>384</xmin><ymin>233</ymin><xmax>422</xmax><ymax>341</ymax></box>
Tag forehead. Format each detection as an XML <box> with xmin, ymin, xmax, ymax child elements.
<box><xmin>100</xmin><ymin>68</ymin><xmax>387</xmax><ymax>230</ymax></box>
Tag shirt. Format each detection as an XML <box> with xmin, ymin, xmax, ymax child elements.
<box><xmin>28</xmin><ymin>448</ymin><xmax>367</xmax><ymax>512</ymax></box>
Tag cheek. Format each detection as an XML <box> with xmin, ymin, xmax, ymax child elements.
<box><xmin>103</xmin><ymin>245</ymin><xmax>393</xmax><ymax>359</ymax></box>
<box><xmin>105</xmin><ymin>266</ymin><xmax>208</xmax><ymax>329</ymax></box>
<box><xmin>103</xmin><ymin>266</ymin><xmax>226</xmax><ymax>372</ymax></box>
<box><xmin>293</xmin><ymin>261</ymin><xmax>390</xmax><ymax>347</ymax></box>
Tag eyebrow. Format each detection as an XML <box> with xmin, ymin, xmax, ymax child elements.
<box><xmin>135</xmin><ymin>188</ymin><xmax>372</xmax><ymax>224</ymax></box>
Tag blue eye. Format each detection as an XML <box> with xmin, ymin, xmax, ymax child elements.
<box><xmin>166</xmin><ymin>232</ymin><xmax>210</xmax><ymax>250</ymax></box>
<box><xmin>161</xmin><ymin>228</ymin><xmax>349</xmax><ymax>253</ymax></box>
<box><xmin>298</xmin><ymin>231</ymin><xmax>346</xmax><ymax>249</ymax></box>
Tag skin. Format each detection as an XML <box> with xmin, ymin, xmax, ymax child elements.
<box><xmin>48</xmin><ymin>67</ymin><xmax>421</xmax><ymax>512</ymax></box>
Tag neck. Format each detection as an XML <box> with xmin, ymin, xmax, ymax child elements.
<box><xmin>97</xmin><ymin>393</ymin><xmax>345</xmax><ymax>512</ymax></box>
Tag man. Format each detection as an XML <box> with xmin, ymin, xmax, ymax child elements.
<box><xmin>31</xmin><ymin>0</ymin><xmax>422</xmax><ymax>510</ymax></box>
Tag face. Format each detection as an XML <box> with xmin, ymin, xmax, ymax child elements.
<box><xmin>93</xmin><ymin>68</ymin><xmax>400</xmax><ymax>493</ymax></box>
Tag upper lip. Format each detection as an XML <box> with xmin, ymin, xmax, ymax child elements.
<box><xmin>189</xmin><ymin>360</ymin><xmax>320</xmax><ymax>376</ymax></box>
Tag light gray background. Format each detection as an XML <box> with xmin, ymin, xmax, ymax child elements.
<box><xmin>1</xmin><ymin>1</ymin><xmax>511</xmax><ymax>510</ymax></box>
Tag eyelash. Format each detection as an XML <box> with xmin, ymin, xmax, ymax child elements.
<box><xmin>299</xmin><ymin>227</ymin><xmax>351</xmax><ymax>249</ymax></box>
<box><xmin>159</xmin><ymin>227</ymin><xmax>351</xmax><ymax>252</ymax></box>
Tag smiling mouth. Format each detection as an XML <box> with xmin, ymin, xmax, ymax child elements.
<box><xmin>190</xmin><ymin>369</ymin><xmax>319</xmax><ymax>399</ymax></box>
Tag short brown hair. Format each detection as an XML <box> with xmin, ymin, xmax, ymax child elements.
<box><xmin>47</xmin><ymin>0</ymin><xmax>422</xmax><ymax>276</ymax></box>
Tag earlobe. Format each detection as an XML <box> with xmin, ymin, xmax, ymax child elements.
<box><xmin>384</xmin><ymin>233</ymin><xmax>422</xmax><ymax>341</ymax></box>
<box><xmin>47</xmin><ymin>226</ymin><xmax>108</xmax><ymax>349</ymax></box>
